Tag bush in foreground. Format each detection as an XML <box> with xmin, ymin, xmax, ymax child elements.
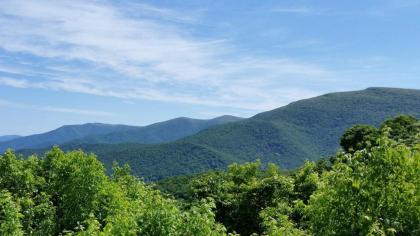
<box><xmin>0</xmin><ymin>148</ymin><xmax>227</xmax><ymax>236</ymax></box>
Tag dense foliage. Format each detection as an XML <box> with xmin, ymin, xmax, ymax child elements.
<box><xmin>159</xmin><ymin>115</ymin><xmax>420</xmax><ymax>235</ymax></box>
<box><xmin>0</xmin><ymin>149</ymin><xmax>227</xmax><ymax>235</ymax></box>
<box><xmin>307</xmin><ymin>138</ymin><xmax>419</xmax><ymax>235</ymax></box>
<box><xmin>2</xmin><ymin>115</ymin><xmax>419</xmax><ymax>235</ymax></box>
<box><xmin>339</xmin><ymin>124</ymin><xmax>380</xmax><ymax>153</ymax></box>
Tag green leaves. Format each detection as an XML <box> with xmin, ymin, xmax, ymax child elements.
<box><xmin>340</xmin><ymin>125</ymin><xmax>380</xmax><ymax>153</ymax></box>
<box><xmin>0</xmin><ymin>114</ymin><xmax>418</xmax><ymax>235</ymax></box>
<box><xmin>340</xmin><ymin>115</ymin><xmax>419</xmax><ymax>155</ymax></box>
<box><xmin>0</xmin><ymin>148</ymin><xmax>226</xmax><ymax>236</ymax></box>
<box><xmin>306</xmin><ymin>141</ymin><xmax>420</xmax><ymax>235</ymax></box>
<box><xmin>188</xmin><ymin>160</ymin><xmax>300</xmax><ymax>235</ymax></box>
<box><xmin>0</xmin><ymin>190</ymin><xmax>23</xmax><ymax>236</ymax></box>
<box><xmin>381</xmin><ymin>115</ymin><xmax>419</xmax><ymax>145</ymax></box>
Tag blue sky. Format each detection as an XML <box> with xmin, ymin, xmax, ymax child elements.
<box><xmin>0</xmin><ymin>0</ymin><xmax>419</xmax><ymax>135</ymax></box>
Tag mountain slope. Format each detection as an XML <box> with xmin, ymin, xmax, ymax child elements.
<box><xmin>0</xmin><ymin>135</ymin><xmax>21</xmax><ymax>142</ymax></box>
<box><xmin>0</xmin><ymin>123</ymin><xmax>138</xmax><ymax>152</ymax></box>
<box><xmin>69</xmin><ymin>115</ymin><xmax>243</xmax><ymax>145</ymax></box>
<box><xmin>3</xmin><ymin>116</ymin><xmax>243</xmax><ymax>153</ymax></box>
<box><xmin>19</xmin><ymin>88</ymin><xmax>420</xmax><ymax>181</ymax></box>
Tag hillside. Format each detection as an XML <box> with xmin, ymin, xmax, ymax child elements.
<box><xmin>1</xmin><ymin>116</ymin><xmax>242</xmax><ymax>152</ymax></box>
<box><xmin>69</xmin><ymin>115</ymin><xmax>243</xmax><ymax>145</ymax></box>
<box><xmin>20</xmin><ymin>88</ymin><xmax>420</xmax><ymax>181</ymax></box>
<box><xmin>0</xmin><ymin>135</ymin><xmax>21</xmax><ymax>142</ymax></box>
<box><xmin>0</xmin><ymin>123</ymin><xmax>139</xmax><ymax>152</ymax></box>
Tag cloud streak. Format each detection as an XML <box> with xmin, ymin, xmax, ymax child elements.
<box><xmin>271</xmin><ymin>6</ymin><xmax>322</xmax><ymax>15</ymax></box>
<box><xmin>0</xmin><ymin>98</ymin><xmax>113</xmax><ymax>117</ymax></box>
<box><xmin>0</xmin><ymin>0</ymin><xmax>331</xmax><ymax>111</ymax></box>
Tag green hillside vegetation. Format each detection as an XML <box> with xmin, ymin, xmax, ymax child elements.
<box><xmin>68</xmin><ymin>115</ymin><xmax>243</xmax><ymax>145</ymax></box>
<box><xmin>22</xmin><ymin>88</ymin><xmax>420</xmax><ymax>181</ymax></box>
<box><xmin>158</xmin><ymin>115</ymin><xmax>420</xmax><ymax>235</ymax></box>
<box><xmin>1</xmin><ymin>115</ymin><xmax>419</xmax><ymax>235</ymax></box>
<box><xmin>7</xmin><ymin>116</ymin><xmax>242</xmax><ymax>155</ymax></box>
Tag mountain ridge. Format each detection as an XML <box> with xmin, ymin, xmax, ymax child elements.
<box><xmin>1</xmin><ymin>115</ymin><xmax>243</xmax><ymax>152</ymax></box>
<box><xmin>0</xmin><ymin>123</ymin><xmax>139</xmax><ymax>152</ymax></box>
<box><xmin>18</xmin><ymin>87</ymin><xmax>420</xmax><ymax>181</ymax></box>
<box><xmin>0</xmin><ymin>135</ymin><xmax>21</xmax><ymax>142</ymax></box>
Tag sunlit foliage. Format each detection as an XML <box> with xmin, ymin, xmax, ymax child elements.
<box><xmin>0</xmin><ymin>148</ymin><xmax>226</xmax><ymax>235</ymax></box>
<box><xmin>1</xmin><ymin>115</ymin><xmax>418</xmax><ymax>235</ymax></box>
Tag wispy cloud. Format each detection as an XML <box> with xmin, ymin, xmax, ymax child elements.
<box><xmin>119</xmin><ymin>2</ymin><xmax>201</xmax><ymax>24</ymax></box>
<box><xmin>0</xmin><ymin>77</ymin><xmax>29</xmax><ymax>88</ymax></box>
<box><xmin>0</xmin><ymin>98</ymin><xmax>113</xmax><ymax>117</ymax></box>
<box><xmin>272</xmin><ymin>6</ymin><xmax>322</xmax><ymax>15</ymax></box>
<box><xmin>40</xmin><ymin>107</ymin><xmax>113</xmax><ymax>117</ymax></box>
<box><xmin>0</xmin><ymin>0</ymin><xmax>331</xmax><ymax>111</ymax></box>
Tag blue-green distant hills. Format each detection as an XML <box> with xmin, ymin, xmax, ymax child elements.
<box><xmin>0</xmin><ymin>135</ymin><xmax>21</xmax><ymax>142</ymax></box>
<box><xmin>17</xmin><ymin>88</ymin><xmax>420</xmax><ymax>181</ymax></box>
<box><xmin>68</xmin><ymin>115</ymin><xmax>243</xmax><ymax>145</ymax></box>
<box><xmin>1</xmin><ymin>115</ymin><xmax>243</xmax><ymax>152</ymax></box>
<box><xmin>0</xmin><ymin>123</ymin><xmax>138</xmax><ymax>152</ymax></box>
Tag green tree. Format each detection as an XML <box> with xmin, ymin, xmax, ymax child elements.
<box><xmin>381</xmin><ymin>115</ymin><xmax>419</xmax><ymax>145</ymax></box>
<box><xmin>108</xmin><ymin>161</ymin><xmax>227</xmax><ymax>236</ymax></box>
<box><xmin>0</xmin><ymin>190</ymin><xmax>23</xmax><ymax>236</ymax></box>
<box><xmin>189</xmin><ymin>161</ymin><xmax>297</xmax><ymax>235</ymax></box>
<box><xmin>260</xmin><ymin>203</ymin><xmax>306</xmax><ymax>236</ymax></box>
<box><xmin>292</xmin><ymin>161</ymin><xmax>320</xmax><ymax>204</ymax></box>
<box><xmin>42</xmin><ymin>147</ymin><xmax>108</xmax><ymax>232</ymax></box>
<box><xmin>340</xmin><ymin>125</ymin><xmax>379</xmax><ymax>153</ymax></box>
<box><xmin>0</xmin><ymin>147</ymin><xmax>226</xmax><ymax>235</ymax></box>
<box><xmin>307</xmin><ymin>138</ymin><xmax>420</xmax><ymax>235</ymax></box>
<box><xmin>0</xmin><ymin>150</ymin><xmax>37</xmax><ymax>197</ymax></box>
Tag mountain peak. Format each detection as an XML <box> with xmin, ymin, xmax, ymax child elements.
<box><xmin>211</xmin><ymin>115</ymin><xmax>244</xmax><ymax>122</ymax></box>
<box><xmin>365</xmin><ymin>87</ymin><xmax>420</xmax><ymax>92</ymax></box>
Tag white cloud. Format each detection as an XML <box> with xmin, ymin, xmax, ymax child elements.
<box><xmin>0</xmin><ymin>0</ymin><xmax>331</xmax><ymax>111</ymax></box>
<box><xmin>272</xmin><ymin>6</ymin><xmax>322</xmax><ymax>15</ymax></box>
<box><xmin>0</xmin><ymin>64</ymin><xmax>25</xmax><ymax>75</ymax></box>
<box><xmin>40</xmin><ymin>106</ymin><xmax>113</xmax><ymax>117</ymax></box>
<box><xmin>0</xmin><ymin>77</ymin><xmax>29</xmax><ymax>88</ymax></box>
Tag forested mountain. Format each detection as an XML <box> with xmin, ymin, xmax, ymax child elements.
<box><xmin>0</xmin><ymin>123</ymin><xmax>139</xmax><ymax>152</ymax></box>
<box><xmin>68</xmin><ymin>115</ymin><xmax>243</xmax><ymax>145</ymax></box>
<box><xmin>0</xmin><ymin>135</ymin><xmax>21</xmax><ymax>142</ymax></box>
<box><xmin>1</xmin><ymin>116</ymin><xmax>242</xmax><ymax>152</ymax></box>
<box><xmin>19</xmin><ymin>87</ymin><xmax>420</xmax><ymax>181</ymax></box>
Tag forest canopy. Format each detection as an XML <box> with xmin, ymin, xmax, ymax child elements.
<box><xmin>0</xmin><ymin>115</ymin><xmax>419</xmax><ymax>235</ymax></box>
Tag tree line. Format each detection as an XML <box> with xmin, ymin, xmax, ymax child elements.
<box><xmin>0</xmin><ymin>115</ymin><xmax>419</xmax><ymax>235</ymax></box>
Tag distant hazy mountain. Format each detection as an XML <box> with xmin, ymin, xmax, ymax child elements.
<box><xmin>21</xmin><ymin>87</ymin><xmax>419</xmax><ymax>181</ymax></box>
<box><xmin>0</xmin><ymin>135</ymin><xmax>21</xmax><ymax>142</ymax></box>
<box><xmin>2</xmin><ymin>116</ymin><xmax>243</xmax><ymax>152</ymax></box>
<box><xmin>0</xmin><ymin>123</ymin><xmax>138</xmax><ymax>152</ymax></box>
<box><xmin>69</xmin><ymin>115</ymin><xmax>243</xmax><ymax>145</ymax></box>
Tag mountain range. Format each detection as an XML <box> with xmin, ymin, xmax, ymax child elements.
<box><xmin>0</xmin><ymin>135</ymin><xmax>21</xmax><ymax>142</ymax></box>
<box><xmin>0</xmin><ymin>116</ymin><xmax>243</xmax><ymax>152</ymax></box>
<box><xmin>15</xmin><ymin>87</ymin><xmax>420</xmax><ymax>181</ymax></box>
<box><xmin>0</xmin><ymin>123</ymin><xmax>138</xmax><ymax>152</ymax></box>
<box><xmin>67</xmin><ymin>115</ymin><xmax>243</xmax><ymax>145</ymax></box>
